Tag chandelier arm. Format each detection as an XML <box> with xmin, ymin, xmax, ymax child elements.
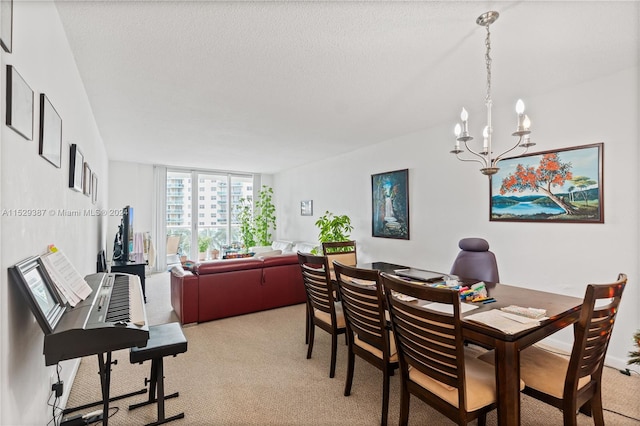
<box><xmin>455</xmin><ymin>153</ymin><xmax>487</xmax><ymax>166</ymax></box>
<box><xmin>492</xmin><ymin>135</ymin><xmax>525</xmax><ymax>165</ymax></box>
<box><xmin>461</xmin><ymin>140</ymin><xmax>490</xmax><ymax>166</ymax></box>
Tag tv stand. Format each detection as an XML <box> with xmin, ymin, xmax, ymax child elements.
<box><xmin>111</xmin><ymin>254</ymin><xmax>147</xmax><ymax>302</ymax></box>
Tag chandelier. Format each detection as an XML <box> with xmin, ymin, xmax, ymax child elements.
<box><xmin>450</xmin><ymin>11</ymin><xmax>534</xmax><ymax>176</ymax></box>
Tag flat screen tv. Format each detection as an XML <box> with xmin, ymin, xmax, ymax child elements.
<box><xmin>9</xmin><ymin>255</ymin><xmax>66</xmax><ymax>334</ymax></box>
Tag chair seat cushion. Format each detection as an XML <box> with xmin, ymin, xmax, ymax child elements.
<box><xmin>314</xmin><ymin>302</ymin><xmax>346</xmax><ymax>328</ymax></box>
<box><xmin>516</xmin><ymin>345</ymin><xmax>591</xmax><ymax>398</ymax></box>
<box><xmin>354</xmin><ymin>332</ymin><xmax>398</xmax><ymax>363</ymax></box>
<box><xmin>130</xmin><ymin>322</ymin><xmax>188</xmax><ymax>364</ymax></box>
<box><xmin>409</xmin><ymin>355</ymin><xmax>522</xmax><ymax>412</ymax></box>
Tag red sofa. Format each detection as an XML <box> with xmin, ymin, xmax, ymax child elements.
<box><xmin>170</xmin><ymin>253</ymin><xmax>306</xmax><ymax>324</ymax></box>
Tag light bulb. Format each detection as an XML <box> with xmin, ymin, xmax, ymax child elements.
<box><xmin>523</xmin><ymin>115</ymin><xmax>531</xmax><ymax>130</ymax></box>
<box><xmin>460</xmin><ymin>108</ymin><xmax>468</xmax><ymax>121</ymax></box>
<box><xmin>482</xmin><ymin>126</ymin><xmax>489</xmax><ymax>138</ymax></box>
<box><xmin>454</xmin><ymin>123</ymin><xmax>461</xmax><ymax>137</ymax></box>
<box><xmin>516</xmin><ymin>99</ymin><xmax>525</xmax><ymax>114</ymax></box>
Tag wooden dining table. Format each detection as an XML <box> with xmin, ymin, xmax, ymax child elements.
<box><xmin>357</xmin><ymin>262</ymin><xmax>584</xmax><ymax>426</ymax></box>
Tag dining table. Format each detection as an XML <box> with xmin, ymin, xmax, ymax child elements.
<box><xmin>357</xmin><ymin>261</ymin><xmax>584</xmax><ymax>426</ymax></box>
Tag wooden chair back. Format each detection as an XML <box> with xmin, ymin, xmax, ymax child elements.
<box><xmin>297</xmin><ymin>252</ymin><xmax>335</xmax><ymax>321</ymax></box>
<box><xmin>333</xmin><ymin>261</ymin><xmax>389</xmax><ymax>358</ymax></box>
<box><xmin>565</xmin><ymin>273</ymin><xmax>627</xmax><ymax>402</ymax></box>
<box><xmin>380</xmin><ymin>272</ymin><xmax>467</xmax><ymax>403</ymax></box>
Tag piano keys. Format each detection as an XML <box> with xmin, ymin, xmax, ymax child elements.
<box><xmin>44</xmin><ymin>272</ymin><xmax>149</xmax><ymax>366</ymax></box>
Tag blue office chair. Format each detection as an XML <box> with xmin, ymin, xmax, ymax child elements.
<box><xmin>450</xmin><ymin>238</ymin><xmax>499</xmax><ymax>283</ymax></box>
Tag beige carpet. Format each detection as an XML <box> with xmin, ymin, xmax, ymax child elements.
<box><xmin>66</xmin><ymin>272</ymin><xmax>640</xmax><ymax>425</ymax></box>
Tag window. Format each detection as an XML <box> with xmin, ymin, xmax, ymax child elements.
<box><xmin>166</xmin><ymin>170</ymin><xmax>254</xmax><ymax>260</ymax></box>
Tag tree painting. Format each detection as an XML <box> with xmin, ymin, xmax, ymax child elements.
<box><xmin>490</xmin><ymin>144</ymin><xmax>603</xmax><ymax>223</ymax></box>
<box><xmin>499</xmin><ymin>153</ymin><xmax>576</xmax><ymax>214</ymax></box>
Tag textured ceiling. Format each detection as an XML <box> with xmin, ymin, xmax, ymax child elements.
<box><xmin>54</xmin><ymin>1</ymin><xmax>638</xmax><ymax>174</ymax></box>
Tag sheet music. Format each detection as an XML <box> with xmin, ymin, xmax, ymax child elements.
<box><xmin>41</xmin><ymin>251</ymin><xmax>92</xmax><ymax>306</ymax></box>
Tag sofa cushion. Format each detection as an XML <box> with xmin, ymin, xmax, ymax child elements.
<box><xmin>195</xmin><ymin>257</ymin><xmax>264</xmax><ymax>274</ymax></box>
<box><xmin>254</xmin><ymin>249</ymin><xmax>282</xmax><ymax>258</ymax></box>
<box><xmin>271</xmin><ymin>240</ymin><xmax>294</xmax><ymax>252</ymax></box>
<box><xmin>293</xmin><ymin>241</ymin><xmax>319</xmax><ymax>254</ymax></box>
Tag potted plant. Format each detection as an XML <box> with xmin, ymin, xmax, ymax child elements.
<box><xmin>236</xmin><ymin>185</ymin><xmax>277</xmax><ymax>250</ymax></box>
<box><xmin>312</xmin><ymin>211</ymin><xmax>353</xmax><ymax>254</ymax></box>
<box><xmin>198</xmin><ymin>235</ymin><xmax>211</xmax><ymax>260</ymax></box>
<box><xmin>629</xmin><ymin>330</ymin><xmax>640</xmax><ymax>367</ymax></box>
<box><xmin>253</xmin><ymin>185</ymin><xmax>276</xmax><ymax>247</ymax></box>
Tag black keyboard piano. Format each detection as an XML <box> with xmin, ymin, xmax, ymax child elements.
<box><xmin>44</xmin><ymin>272</ymin><xmax>149</xmax><ymax>366</ymax></box>
<box><xmin>47</xmin><ymin>272</ymin><xmax>149</xmax><ymax>425</ymax></box>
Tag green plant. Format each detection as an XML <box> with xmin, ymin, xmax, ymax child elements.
<box><xmin>236</xmin><ymin>199</ymin><xmax>256</xmax><ymax>249</ymax></box>
<box><xmin>312</xmin><ymin>211</ymin><xmax>353</xmax><ymax>254</ymax></box>
<box><xmin>253</xmin><ymin>185</ymin><xmax>277</xmax><ymax>246</ymax></box>
<box><xmin>235</xmin><ymin>185</ymin><xmax>277</xmax><ymax>249</ymax></box>
<box><xmin>198</xmin><ymin>235</ymin><xmax>211</xmax><ymax>253</ymax></box>
<box><xmin>629</xmin><ymin>329</ymin><xmax>640</xmax><ymax>366</ymax></box>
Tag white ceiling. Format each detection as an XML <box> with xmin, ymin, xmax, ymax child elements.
<box><xmin>54</xmin><ymin>1</ymin><xmax>638</xmax><ymax>174</ymax></box>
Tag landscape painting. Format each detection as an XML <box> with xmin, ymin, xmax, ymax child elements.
<box><xmin>490</xmin><ymin>143</ymin><xmax>603</xmax><ymax>223</ymax></box>
<box><xmin>372</xmin><ymin>168</ymin><xmax>409</xmax><ymax>239</ymax></box>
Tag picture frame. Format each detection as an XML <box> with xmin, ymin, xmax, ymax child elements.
<box><xmin>0</xmin><ymin>0</ymin><xmax>13</xmax><ymax>53</ymax></box>
<box><xmin>8</xmin><ymin>255</ymin><xmax>65</xmax><ymax>335</ymax></box>
<box><xmin>91</xmin><ymin>173</ymin><xmax>98</xmax><ymax>205</ymax></box>
<box><xmin>83</xmin><ymin>162</ymin><xmax>92</xmax><ymax>196</ymax></box>
<box><xmin>371</xmin><ymin>168</ymin><xmax>409</xmax><ymax>239</ymax></box>
<box><xmin>6</xmin><ymin>65</ymin><xmax>33</xmax><ymax>140</ymax></box>
<box><xmin>68</xmin><ymin>144</ymin><xmax>84</xmax><ymax>192</ymax></box>
<box><xmin>300</xmin><ymin>200</ymin><xmax>313</xmax><ymax>216</ymax></box>
<box><xmin>39</xmin><ymin>94</ymin><xmax>62</xmax><ymax>168</ymax></box>
<box><xmin>490</xmin><ymin>143</ymin><xmax>604</xmax><ymax>223</ymax></box>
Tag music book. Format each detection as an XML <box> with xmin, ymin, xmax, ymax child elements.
<box><xmin>41</xmin><ymin>250</ymin><xmax>92</xmax><ymax>307</ymax></box>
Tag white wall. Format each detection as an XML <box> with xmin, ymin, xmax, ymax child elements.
<box><xmin>274</xmin><ymin>66</ymin><xmax>640</xmax><ymax>369</ymax></box>
<box><xmin>106</xmin><ymin>160</ymin><xmax>154</xmax><ymax>263</ymax></box>
<box><xmin>0</xmin><ymin>1</ymin><xmax>108</xmax><ymax>424</ymax></box>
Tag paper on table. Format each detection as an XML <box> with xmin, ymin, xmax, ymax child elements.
<box><xmin>464</xmin><ymin>309</ymin><xmax>543</xmax><ymax>334</ymax></box>
<box><xmin>419</xmin><ymin>302</ymin><xmax>479</xmax><ymax>314</ymax></box>
<box><xmin>41</xmin><ymin>251</ymin><xmax>92</xmax><ymax>306</ymax></box>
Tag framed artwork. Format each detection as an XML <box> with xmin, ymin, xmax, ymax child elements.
<box><xmin>300</xmin><ymin>200</ymin><xmax>313</xmax><ymax>216</ymax></box>
<box><xmin>91</xmin><ymin>173</ymin><xmax>98</xmax><ymax>204</ymax></box>
<box><xmin>371</xmin><ymin>168</ymin><xmax>409</xmax><ymax>239</ymax></box>
<box><xmin>68</xmin><ymin>144</ymin><xmax>84</xmax><ymax>192</ymax></box>
<box><xmin>6</xmin><ymin>65</ymin><xmax>33</xmax><ymax>140</ymax></box>
<box><xmin>1</xmin><ymin>0</ymin><xmax>12</xmax><ymax>53</ymax></box>
<box><xmin>39</xmin><ymin>94</ymin><xmax>62</xmax><ymax>168</ymax></box>
<box><xmin>490</xmin><ymin>143</ymin><xmax>604</xmax><ymax>223</ymax></box>
<box><xmin>83</xmin><ymin>162</ymin><xmax>91</xmax><ymax>196</ymax></box>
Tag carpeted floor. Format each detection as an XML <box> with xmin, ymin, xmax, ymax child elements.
<box><xmin>66</xmin><ymin>272</ymin><xmax>640</xmax><ymax>425</ymax></box>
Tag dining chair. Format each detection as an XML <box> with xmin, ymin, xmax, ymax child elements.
<box><xmin>480</xmin><ymin>273</ymin><xmax>627</xmax><ymax>426</ymax></box>
<box><xmin>380</xmin><ymin>272</ymin><xmax>503</xmax><ymax>426</ymax></box>
<box><xmin>449</xmin><ymin>238</ymin><xmax>499</xmax><ymax>283</ymax></box>
<box><xmin>297</xmin><ymin>252</ymin><xmax>346</xmax><ymax>378</ymax></box>
<box><xmin>322</xmin><ymin>240</ymin><xmax>357</xmax><ymax>282</ymax></box>
<box><xmin>334</xmin><ymin>261</ymin><xmax>398</xmax><ymax>426</ymax></box>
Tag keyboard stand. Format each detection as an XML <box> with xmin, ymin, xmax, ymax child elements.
<box><xmin>62</xmin><ymin>352</ymin><xmax>146</xmax><ymax>425</ymax></box>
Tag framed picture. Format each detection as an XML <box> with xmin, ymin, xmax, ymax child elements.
<box><xmin>6</xmin><ymin>65</ymin><xmax>33</xmax><ymax>140</ymax></box>
<box><xmin>300</xmin><ymin>200</ymin><xmax>313</xmax><ymax>216</ymax></box>
<box><xmin>1</xmin><ymin>0</ymin><xmax>13</xmax><ymax>53</ymax></box>
<box><xmin>83</xmin><ymin>162</ymin><xmax>91</xmax><ymax>196</ymax></box>
<box><xmin>91</xmin><ymin>173</ymin><xmax>98</xmax><ymax>204</ymax></box>
<box><xmin>39</xmin><ymin>94</ymin><xmax>62</xmax><ymax>168</ymax></box>
<box><xmin>371</xmin><ymin>168</ymin><xmax>409</xmax><ymax>239</ymax></box>
<box><xmin>490</xmin><ymin>143</ymin><xmax>604</xmax><ymax>223</ymax></box>
<box><xmin>68</xmin><ymin>144</ymin><xmax>84</xmax><ymax>192</ymax></box>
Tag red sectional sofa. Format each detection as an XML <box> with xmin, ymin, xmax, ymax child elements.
<box><xmin>170</xmin><ymin>253</ymin><xmax>306</xmax><ymax>324</ymax></box>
